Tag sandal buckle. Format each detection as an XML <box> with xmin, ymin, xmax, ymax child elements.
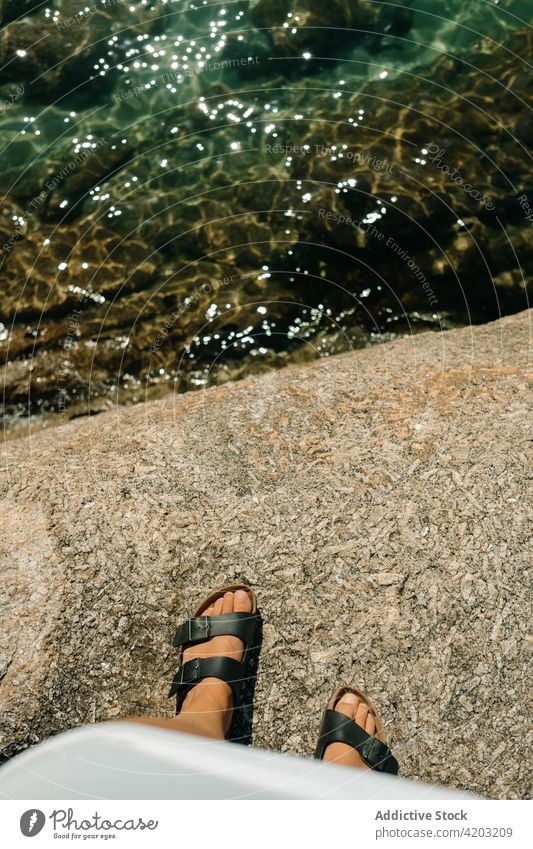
<box><xmin>187</xmin><ymin>616</ymin><xmax>210</xmax><ymax>642</ymax></box>
<box><xmin>192</xmin><ymin>658</ymin><xmax>201</xmax><ymax>681</ymax></box>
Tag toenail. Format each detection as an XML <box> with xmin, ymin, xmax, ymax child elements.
<box><xmin>340</xmin><ymin>693</ymin><xmax>357</xmax><ymax>704</ymax></box>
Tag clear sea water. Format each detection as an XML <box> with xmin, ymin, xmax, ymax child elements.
<box><xmin>0</xmin><ymin>0</ymin><xmax>531</xmax><ymax>434</ymax></box>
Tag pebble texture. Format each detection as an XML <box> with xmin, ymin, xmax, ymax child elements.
<box><xmin>0</xmin><ymin>310</ymin><xmax>531</xmax><ymax>799</ymax></box>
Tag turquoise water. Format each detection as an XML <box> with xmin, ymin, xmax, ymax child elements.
<box><xmin>0</xmin><ymin>0</ymin><xmax>531</xmax><ymax>433</ymax></box>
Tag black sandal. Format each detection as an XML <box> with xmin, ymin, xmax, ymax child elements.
<box><xmin>168</xmin><ymin>584</ymin><xmax>260</xmax><ymax>736</ymax></box>
<box><xmin>315</xmin><ymin>685</ymin><xmax>399</xmax><ymax>774</ymax></box>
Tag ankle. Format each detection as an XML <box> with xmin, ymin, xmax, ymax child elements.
<box><xmin>181</xmin><ymin>678</ymin><xmax>233</xmax><ymax>715</ymax></box>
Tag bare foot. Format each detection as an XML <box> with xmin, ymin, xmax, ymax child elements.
<box><xmin>322</xmin><ymin>691</ymin><xmax>377</xmax><ymax>769</ymax></box>
<box><xmin>179</xmin><ymin>589</ymin><xmax>252</xmax><ymax>737</ymax></box>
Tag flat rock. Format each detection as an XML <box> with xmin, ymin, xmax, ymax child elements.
<box><xmin>0</xmin><ymin>310</ymin><xmax>531</xmax><ymax>799</ymax></box>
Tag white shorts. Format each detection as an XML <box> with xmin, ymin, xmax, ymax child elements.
<box><xmin>0</xmin><ymin>723</ymin><xmax>476</xmax><ymax>800</ymax></box>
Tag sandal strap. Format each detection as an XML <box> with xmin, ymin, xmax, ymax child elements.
<box><xmin>172</xmin><ymin>612</ymin><xmax>258</xmax><ymax>649</ymax></box>
<box><xmin>168</xmin><ymin>656</ymin><xmax>249</xmax><ymax>710</ymax></box>
<box><xmin>315</xmin><ymin>709</ymin><xmax>399</xmax><ymax>774</ymax></box>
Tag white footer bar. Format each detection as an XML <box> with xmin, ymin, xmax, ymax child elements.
<box><xmin>1</xmin><ymin>799</ymin><xmax>530</xmax><ymax>848</ymax></box>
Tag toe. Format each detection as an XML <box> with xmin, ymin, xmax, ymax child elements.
<box><xmin>355</xmin><ymin>700</ymin><xmax>369</xmax><ymax>730</ymax></box>
<box><xmin>204</xmin><ymin>605</ymin><xmax>215</xmax><ymax>617</ymax></box>
<box><xmin>335</xmin><ymin>692</ymin><xmax>357</xmax><ymax>719</ymax></box>
<box><xmin>222</xmin><ymin>591</ymin><xmax>234</xmax><ymax>614</ymax></box>
<box><xmin>234</xmin><ymin>588</ymin><xmax>252</xmax><ymax>613</ymax></box>
<box><xmin>212</xmin><ymin>596</ymin><xmax>224</xmax><ymax>616</ymax></box>
<box><xmin>365</xmin><ymin>710</ymin><xmax>376</xmax><ymax>736</ymax></box>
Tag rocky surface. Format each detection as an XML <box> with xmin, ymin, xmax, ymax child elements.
<box><xmin>0</xmin><ymin>310</ymin><xmax>531</xmax><ymax>798</ymax></box>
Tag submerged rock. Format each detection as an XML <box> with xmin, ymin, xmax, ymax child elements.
<box><xmin>0</xmin><ymin>310</ymin><xmax>530</xmax><ymax>801</ymax></box>
<box><xmin>42</xmin><ymin>132</ymin><xmax>135</xmax><ymax>221</ymax></box>
<box><xmin>0</xmin><ymin>0</ymin><xmax>42</xmax><ymax>25</ymax></box>
<box><xmin>0</xmin><ymin>12</ymin><xmax>115</xmax><ymax>96</ymax></box>
<box><xmin>250</xmin><ymin>0</ymin><xmax>379</xmax><ymax>63</ymax></box>
<box><xmin>0</xmin><ymin>1</ymin><xmax>167</xmax><ymax>97</ymax></box>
